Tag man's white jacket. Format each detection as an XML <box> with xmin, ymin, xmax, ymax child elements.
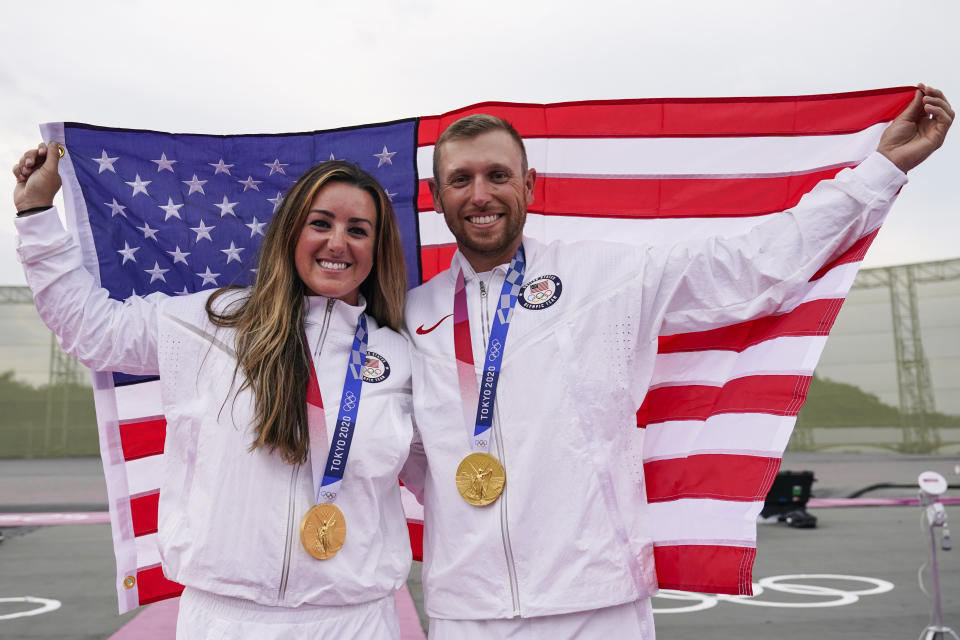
<box><xmin>16</xmin><ymin>208</ymin><xmax>414</xmax><ymax>607</ymax></box>
<box><xmin>401</xmin><ymin>152</ymin><xmax>906</xmax><ymax>620</ymax></box>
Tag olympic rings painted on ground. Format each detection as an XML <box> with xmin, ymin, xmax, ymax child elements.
<box><xmin>0</xmin><ymin>596</ymin><xmax>62</xmax><ymax>620</ymax></box>
<box><xmin>652</xmin><ymin>574</ymin><xmax>895</xmax><ymax>614</ymax></box>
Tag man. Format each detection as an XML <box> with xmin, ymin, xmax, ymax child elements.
<box><xmin>400</xmin><ymin>86</ymin><xmax>952</xmax><ymax>638</ymax></box>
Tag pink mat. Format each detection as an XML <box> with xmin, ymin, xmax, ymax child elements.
<box><xmin>108</xmin><ymin>587</ymin><xmax>426</xmax><ymax>639</ymax></box>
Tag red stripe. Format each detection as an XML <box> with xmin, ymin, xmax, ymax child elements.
<box><xmin>658</xmin><ymin>298</ymin><xmax>844</xmax><ymax>354</ymax></box>
<box><xmin>654</xmin><ymin>544</ymin><xmax>755</xmax><ymax>595</ymax></box>
<box><xmin>407</xmin><ymin>521</ymin><xmax>424</xmax><ymax>562</ymax></box>
<box><xmin>810</xmin><ymin>229</ymin><xmax>878</xmax><ymax>281</ymax></box>
<box><xmin>119</xmin><ymin>418</ymin><xmax>166</xmax><ymax>462</ymax></box>
<box><xmin>417</xmin><ymin>87</ymin><xmax>914</xmax><ymax>144</ymax></box>
<box><xmin>135</xmin><ymin>565</ymin><xmax>185</xmax><ymax>606</ymax></box>
<box><xmin>418</xmin><ymin>168</ymin><xmax>846</xmax><ymax>219</ymax></box>
<box><xmin>637</xmin><ymin>375</ymin><xmax>813</xmax><ymax>426</ymax></box>
<box><xmin>420</xmin><ymin>245</ymin><xmax>458</xmax><ymax>282</ymax></box>
<box><xmin>130</xmin><ymin>491</ymin><xmax>159</xmax><ymax>536</ymax></box>
<box><xmin>645</xmin><ymin>454</ymin><xmax>782</xmax><ymax>502</ymax></box>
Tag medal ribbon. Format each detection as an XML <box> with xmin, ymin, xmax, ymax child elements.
<box><xmin>306</xmin><ymin>312</ymin><xmax>368</xmax><ymax>505</ymax></box>
<box><xmin>452</xmin><ymin>245</ymin><xmax>526</xmax><ymax>452</ymax></box>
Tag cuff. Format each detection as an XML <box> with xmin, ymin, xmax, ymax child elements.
<box><xmin>854</xmin><ymin>151</ymin><xmax>909</xmax><ymax>201</ymax></box>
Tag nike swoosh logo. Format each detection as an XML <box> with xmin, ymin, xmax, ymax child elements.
<box><xmin>416</xmin><ymin>314</ymin><xmax>453</xmax><ymax>335</ymax></box>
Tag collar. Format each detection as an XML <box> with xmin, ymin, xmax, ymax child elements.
<box><xmin>447</xmin><ymin>235</ymin><xmax>543</xmax><ymax>284</ymax></box>
<box><xmin>304</xmin><ymin>294</ymin><xmax>367</xmax><ymax>329</ymax></box>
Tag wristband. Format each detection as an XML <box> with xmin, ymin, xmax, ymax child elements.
<box><xmin>16</xmin><ymin>206</ymin><xmax>53</xmax><ymax>217</ymax></box>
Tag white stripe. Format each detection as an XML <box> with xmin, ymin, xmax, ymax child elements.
<box><xmin>135</xmin><ymin>532</ymin><xmax>162</xmax><ymax>569</ymax></box>
<box><xmin>115</xmin><ymin>380</ymin><xmax>164</xmax><ymax>421</ymax></box>
<box><xmin>649</xmin><ymin>498</ymin><xmax>763</xmax><ymax>544</ymax></box>
<box><xmin>400</xmin><ymin>486</ymin><xmax>424</xmax><ymax>522</ymax></box>
<box><xmin>643</xmin><ymin>414</ymin><xmax>797</xmax><ymax>461</ymax></box>
<box><xmin>650</xmin><ymin>336</ymin><xmax>828</xmax><ymax>388</ymax></box>
<box><xmin>124</xmin><ymin>455</ymin><xmax>163</xmax><ymax>497</ymax></box>
<box><xmin>418</xmin><ymin>210</ymin><xmax>786</xmax><ymax>249</ymax></box>
<box><xmin>417</xmin><ymin>123</ymin><xmax>887</xmax><ymax>179</ymax></box>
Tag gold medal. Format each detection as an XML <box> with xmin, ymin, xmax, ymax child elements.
<box><xmin>456</xmin><ymin>452</ymin><xmax>506</xmax><ymax>506</ymax></box>
<box><xmin>300</xmin><ymin>503</ymin><xmax>346</xmax><ymax>560</ymax></box>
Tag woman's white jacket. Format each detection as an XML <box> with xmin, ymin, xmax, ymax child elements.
<box><xmin>16</xmin><ymin>208</ymin><xmax>414</xmax><ymax>607</ymax></box>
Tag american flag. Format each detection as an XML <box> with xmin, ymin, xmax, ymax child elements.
<box><xmin>43</xmin><ymin>86</ymin><xmax>915</xmax><ymax>612</ymax></box>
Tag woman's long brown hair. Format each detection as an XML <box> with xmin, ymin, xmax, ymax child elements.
<box><xmin>206</xmin><ymin>161</ymin><xmax>407</xmax><ymax>464</ymax></box>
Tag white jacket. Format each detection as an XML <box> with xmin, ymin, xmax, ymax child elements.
<box><xmin>401</xmin><ymin>152</ymin><xmax>906</xmax><ymax>620</ymax></box>
<box><xmin>16</xmin><ymin>208</ymin><xmax>414</xmax><ymax>607</ymax></box>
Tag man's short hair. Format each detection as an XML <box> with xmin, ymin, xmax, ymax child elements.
<box><xmin>432</xmin><ymin>114</ymin><xmax>528</xmax><ymax>182</ymax></box>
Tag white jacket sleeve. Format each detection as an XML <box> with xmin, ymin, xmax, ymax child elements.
<box><xmin>647</xmin><ymin>151</ymin><xmax>907</xmax><ymax>336</ymax></box>
<box><xmin>15</xmin><ymin>208</ymin><xmax>162</xmax><ymax>375</ymax></box>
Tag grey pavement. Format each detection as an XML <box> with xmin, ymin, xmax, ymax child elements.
<box><xmin>1</xmin><ymin>455</ymin><xmax>958</xmax><ymax>639</ymax></box>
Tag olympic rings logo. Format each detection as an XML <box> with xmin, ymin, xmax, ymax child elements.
<box><xmin>362</xmin><ymin>365</ymin><xmax>382</xmax><ymax>377</ymax></box>
<box><xmin>488</xmin><ymin>340</ymin><xmax>502</xmax><ymax>360</ymax></box>
<box><xmin>341</xmin><ymin>392</ymin><xmax>357</xmax><ymax>412</ymax></box>
<box><xmin>475</xmin><ymin>439</ymin><xmax>488</xmax><ymax>448</ymax></box>
<box><xmin>319</xmin><ymin>491</ymin><xmax>338</xmax><ymax>500</ymax></box>
<box><xmin>652</xmin><ymin>574</ymin><xmax>894</xmax><ymax>614</ymax></box>
<box><xmin>526</xmin><ymin>290</ymin><xmax>553</xmax><ymax>302</ymax></box>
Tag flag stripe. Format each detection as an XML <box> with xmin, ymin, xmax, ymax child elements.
<box><xmin>650</xmin><ymin>336</ymin><xmax>827</xmax><ymax>388</ymax></box>
<box><xmin>645</xmin><ymin>454</ymin><xmax>781</xmax><ymax>502</ymax></box>
<box><xmin>119</xmin><ymin>418</ymin><xmax>167</xmax><ymax>461</ymax></box>
<box><xmin>658</xmin><ymin>298</ymin><xmax>843</xmax><ymax>353</ymax></box>
<box><xmin>417</xmin><ymin>168</ymin><xmax>852</xmax><ymax>219</ymax></box>
<box><xmin>653</xmin><ymin>545</ymin><xmax>756</xmax><ymax>596</ymax></box>
<box><xmin>130</xmin><ymin>491</ymin><xmax>160</xmax><ymax>536</ymax></box>
<box><xmin>417</xmin><ymin>124</ymin><xmax>887</xmax><ymax>179</ymax></box>
<box><xmin>637</xmin><ymin>374</ymin><xmax>813</xmax><ymax>425</ymax></box>
<box><xmin>136</xmin><ymin>565</ymin><xmax>185</xmax><ymax>606</ymax></box>
<box><xmin>416</xmin><ymin>87</ymin><xmax>914</xmax><ymax>143</ymax></box>
<box><xmin>648</xmin><ymin>497</ymin><xmax>765</xmax><ymax>543</ymax></box>
<box><xmin>643</xmin><ymin>414</ymin><xmax>796</xmax><ymax>460</ymax></box>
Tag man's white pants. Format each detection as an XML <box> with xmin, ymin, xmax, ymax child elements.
<box><xmin>429</xmin><ymin>598</ymin><xmax>654</xmax><ymax>639</ymax></box>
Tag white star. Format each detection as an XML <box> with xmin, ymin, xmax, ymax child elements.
<box><xmin>166</xmin><ymin>246</ymin><xmax>191</xmax><ymax>265</ymax></box>
<box><xmin>238</xmin><ymin>175</ymin><xmax>262</xmax><ymax>192</ymax></box>
<box><xmin>159</xmin><ymin>197</ymin><xmax>184</xmax><ymax>221</ymax></box>
<box><xmin>125</xmin><ymin>174</ymin><xmax>151</xmax><ymax>197</ymax></box>
<box><xmin>175</xmin><ymin>286</ymin><xmax>191</xmax><ymax>296</ymax></box>
<box><xmin>182</xmin><ymin>174</ymin><xmax>208</xmax><ymax>196</ymax></box>
<box><xmin>117</xmin><ymin>241</ymin><xmax>140</xmax><ymax>264</ymax></box>
<box><xmin>267</xmin><ymin>192</ymin><xmax>284</xmax><ymax>212</ymax></box>
<box><xmin>105</xmin><ymin>198</ymin><xmax>127</xmax><ymax>217</ymax></box>
<box><xmin>136</xmin><ymin>221</ymin><xmax>159</xmax><ymax>241</ymax></box>
<box><xmin>208</xmin><ymin>158</ymin><xmax>234</xmax><ymax>175</ymax></box>
<box><xmin>374</xmin><ymin>145</ymin><xmax>396</xmax><ymax>167</ymax></box>
<box><xmin>190</xmin><ymin>219</ymin><xmax>215</xmax><ymax>242</ymax></box>
<box><xmin>196</xmin><ymin>266</ymin><xmax>220</xmax><ymax>287</ymax></box>
<box><xmin>221</xmin><ymin>241</ymin><xmax>245</xmax><ymax>263</ymax></box>
<box><xmin>329</xmin><ymin>152</ymin><xmax>337</xmax><ymax>161</ymax></box>
<box><xmin>92</xmin><ymin>150</ymin><xmax>119</xmax><ymax>174</ymax></box>
<box><xmin>385</xmin><ymin>188</ymin><xmax>397</xmax><ymax>202</ymax></box>
<box><xmin>245</xmin><ymin>217</ymin><xmax>267</xmax><ymax>237</ymax></box>
<box><xmin>151</xmin><ymin>153</ymin><xmax>177</xmax><ymax>172</ymax></box>
<box><xmin>264</xmin><ymin>158</ymin><xmax>289</xmax><ymax>175</ymax></box>
<box><xmin>144</xmin><ymin>262</ymin><xmax>169</xmax><ymax>283</ymax></box>
<box><xmin>214</xmin><ymin>195</ymin><xmax>239</xmax><ymax>217</ymax></box>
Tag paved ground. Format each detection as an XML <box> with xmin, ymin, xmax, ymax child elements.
<box><xmin>1</xmin><ymin>454</ymin><xmax>958</xmax><ymax>638</ymax></box>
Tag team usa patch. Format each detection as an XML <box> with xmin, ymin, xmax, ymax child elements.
<box><xmin>361</xmin><ymin>351</ymin><xmax>391</xmax><ymax>383</ymax></box>
<box><xmin>518</xmin><ymin>275</ymin><xmax>562</xmax><ymax>310</ymax></box>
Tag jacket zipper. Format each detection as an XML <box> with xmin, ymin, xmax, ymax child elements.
<box><xmin>479</xmin><ymin>278</ymin><xmax>522</xmax><ymax>617</ymax></box>
<box><xmin>277</xmin><ymin>298</ymin><xmax>336</xmax><ymax>604</ymax></box>
<box><xmin>277</xmin><ymin>462</ymin><xmax>301</xmax><ymax>603</ymax></box>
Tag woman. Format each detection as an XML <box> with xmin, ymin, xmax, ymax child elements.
<box><xmin>13</xmin><ymin>143</ymin><xmax>414</xmax><ymax>638</ymax></box>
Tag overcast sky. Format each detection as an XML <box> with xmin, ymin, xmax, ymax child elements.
<box><xmin>1</xmin><ymin>0</ymin><xmax>957</xmax><ymax>285</ymax></box>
